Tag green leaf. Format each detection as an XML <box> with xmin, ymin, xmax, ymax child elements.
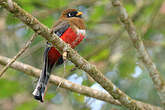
<box><xmin>6</xmin><ymin>68</ymin><xmax>18</xmax><ymax>78</ymax></box>
<box><xmin>44</xmin><ymin>0</ymin><xmax>69</xmax><ymax>9</ymax></box>
<box><xmin>91</xmin><ymin>49</ymin><xmax>109</xmax><ymax>62</ymax></box>
<box><xmin>89</xmin><ymin>5</ymin><xmax>105</xmax><ymax>22</ymax></box>
<box><xmin>45</xmin><ymin>92</ymin><xmax>56</xmax><ymax>101</ymax></box>
<box><xmin>23</xmin><ymin>4</ymin><xmax>35</xmax><ymax>13</ymax></box>
<box><xmin>82</xmin><ymin>79</ymin><xmax>94</xmax><ymax>87</ymax></box>
<box><xmin>6</xmin><ymin>13</ymin><xmax>20</xmax><ymax>25</ymax></box>
<box><xmin>125</xmin><ymin>4</ymin><xmax>136</xmax><ymax>15</ymax></box>
<box><xmin>39</xmin><ymin>16</ymin><xmax>54</xmax><ymax>28</ymax></box>
<box><xmin>73</xmin><ymin>93</ymin><xmax>84</xmax><ymax>103</ymax></box>
<box><xmin>59</xmin><ymin>0</ymin><xmax>69</xmax><ymax>8</ymax></box>
<box><xmin>17</xmin><ymin>0</ymin><xmax>36</xmax><ymax>12</ymax></box>
<box><xmin>0</xmin><ymin>79</ymin><xmax>24</xmax><ymax>99</ymax></box>
<box><xmin>118</xmin><ymin>55</ymin><xmax>136</xmax><ymax>77</ymax></box>
<box><xmin>15</xmin><ymin>100</ymin><xmax>38</xmax><ymax>110</ymax></box>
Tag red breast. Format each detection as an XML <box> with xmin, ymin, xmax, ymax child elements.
<box><xmin>48</xmin><ymin>9</ymin><xmax>86</xmax><ymax>64</ymax></box>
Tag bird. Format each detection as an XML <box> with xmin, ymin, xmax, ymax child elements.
<box><xmin>32</xmin><ymin>8</ymin><xmax>86</xmax><ymax>102</ymax></box>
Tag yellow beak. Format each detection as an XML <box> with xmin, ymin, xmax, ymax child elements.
<box><xmin>76</xmin><ymin>11</ymin><xmax>83</xmax><ymax>16</ymax></box>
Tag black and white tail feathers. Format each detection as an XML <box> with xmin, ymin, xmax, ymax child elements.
<box><xmin>32</xmin><ymin>20</ymin><xmax>69</xmax><ymax>102</ymax></box>
<box><xmin>32</xmin><ymin>46</ymin><xmax>52</xmax><ymax>102</ymax></box>
<box><xmin>32</xmin><ymin>44</ymin><xmax>64</xmax><ymax>102</ymax></box>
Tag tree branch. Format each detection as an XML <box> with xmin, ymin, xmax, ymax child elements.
<box><xmin>0</xmin><ymin>33</ymin><xmax>37</xmax><ymax>77</ymax></box>
<box><xmin>112</xmin><ymin>0</ymin><xmax>165</xmax><ymax>107</ymax></box>
<box><xmin>0</xmin><ymin>55</ymin><xmax>120</xmax><ymax>106</ymax></box>
<box><xmin>0</xmin><ymin>55</ymin><xmax>162</xmax><ymax>110</ymax></box>
<box><xmin>0</xmin><ymin>0</ymin><xmax>162</xmax><ymax>109</ymax></box>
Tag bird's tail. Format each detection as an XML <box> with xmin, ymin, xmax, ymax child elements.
<box><xmin>32</xmin><ymin>64</ymin><xmax>52</xmax><ymax>102</ymax></box>
<box><xmin>32</xmin><ymin>47</ymin><xmax>52</xmax><ymax>102</ymax></box>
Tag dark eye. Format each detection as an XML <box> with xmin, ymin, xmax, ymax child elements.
<box><xmin>67</xmin><ymin>11</ymin><xmax>77</xmax><ymax>18</ymax></box>
<box><xmin>68</xmin><ymin>13</ymin><xmax>73</xmax><ymax>17</ymax></box>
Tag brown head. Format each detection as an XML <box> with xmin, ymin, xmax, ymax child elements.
<box><xmin>60</xmin><ymin>9</ymin><xmax>82</xmax><ymax>18</ymax></box>
<box><xmin>60</xmin><ymin>8</ymin><xmax>85</xmax><ymax>30</ymax></box>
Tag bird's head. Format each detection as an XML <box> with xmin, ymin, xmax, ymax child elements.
<box><xmin>59</xmin><ymin>8</ymin><xmax>85</xmax><ymax>30</ymax></box>
<box><xmin>60</xmin><ymin>9</ymin><xmax>83</xmax><ymax>19</ymax></box>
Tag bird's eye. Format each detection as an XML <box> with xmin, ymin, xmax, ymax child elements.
<box><xmin>68</xmin><ymin>13</ymin><xmax>72</xmax><ymax>17</ymax></box>
<box><xmin>68</xmin><ymin>13</ymin><xmax>71</xmax><ymax>16</ymax></box>
<box><xmin>67</xmin><ymin>11</ymin><xmax>81</xmax><ymax>18</ymax></box>
<box><xmin>67</xmin><ymin>11</ymin><xmax>78</xmax><ymax>18</ymax></box>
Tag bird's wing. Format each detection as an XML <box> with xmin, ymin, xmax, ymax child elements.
<box><xmin>49</xmin><ymin>20</ymin><xmax>71</xmax><ymax>66</ymax></box>
<box><xmin>52</xmin><ymin>20</ymin><xmax>70</xmax><ymax>37</ymax></box>
<box><xmin>41</xmin><ymin>21</ymin><xmax>71</xmax><ymax>84</ymax></box>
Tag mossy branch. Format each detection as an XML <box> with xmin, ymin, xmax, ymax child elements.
<box><xmin>0</xmin><ymin>0</ymin><xmax>163</xmax><ymax>109</ymax></box>
<box><xmin>112</xmin><ymin>0</ymin><xmax>165</xmax><ymax>107</ymax></box>
<box><xmin>0</xmin><ymin>55</ymin><xmax>162</xmax><ymax>110</ymax></box>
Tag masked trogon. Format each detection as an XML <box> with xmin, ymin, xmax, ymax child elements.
<box><xmin>32</xmin><ymin>9</ymin><xmax>86</xmax><ymax>102</ymax></box>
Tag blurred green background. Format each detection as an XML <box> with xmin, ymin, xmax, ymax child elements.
<box><xmin>0</xmin><ymin>0</ymin><xmax>165</xmax><ymax>110</ymax></box>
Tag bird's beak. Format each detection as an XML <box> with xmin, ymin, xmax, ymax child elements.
<box><xmin>76</xmin><ymin>11</ymin><xmax>83</xmax><ymax>16</ymax></box>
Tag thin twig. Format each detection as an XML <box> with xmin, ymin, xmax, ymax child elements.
<box><xmin>56</xmin><ymin>52</ymin><xmax>67</xmax><ymax>89</ymax></box>
<box><xmin>56</xmin><ymin>60</ymin><xmax>67</xmax><ymax>89</ymax></box>
<box><xmin>0</xmin><ymin>33</ymin><xmax>37</xmax><ymax>77</ymax></box>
